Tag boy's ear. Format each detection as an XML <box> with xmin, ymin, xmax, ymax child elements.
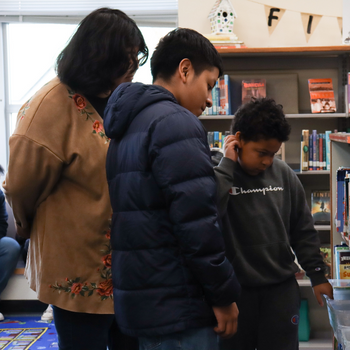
<box><xmin>178</xmin><ymin>58</ymin><xmax>192</xmax><ymax>83</ymax></box>
<box><xmin>235</xmin><ymin>131</ymin><xmax>243</xmax><ymax>149</ymax></box>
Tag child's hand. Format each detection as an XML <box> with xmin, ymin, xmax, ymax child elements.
<box><xmin>312</xmin><ymin>282</ymin><xmax>333</xmax><ymax>306</ymax></box>
<box><xmin>224</xmin><ymin>135</ymin><xmax>240</xmax><ymax>162</ymax></box>
<box><xmin>212</xmin><ymin>302</ymin><xmax>239</xmax><ymax>339</ymax></box>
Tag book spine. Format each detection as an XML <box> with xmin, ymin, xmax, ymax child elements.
<box><xmin>337</xmin><ymin>168</ymin><xmax>346</xmax><ymax>232</ymax></box>
<box><xmin>219</xmin><ymin>132</ymin><xmax>222</xmax><ymax>149</ymax></box>
<box><xmin>207</xmin><ymin>131</ymin><xmax>214</xmax><ymax>148</ymax></box>
<box><xmin>348</xmin><ymin>72</ymin><xmax>350</xmax><ymax>115</ymax></box>
<box><xmin>309</xmin><ymin>134</ymin><xmax>313</xmax><ymax>171</ymax></box>
<box><xmin>212</xmin><ymin>84</ymin><xmax>217</xmax><ymax>115</ymax></box>
<box><xmin>325</xmin><ymin>130</ymin><xmax>331</xmax><ymax>171</ymax></box>
<box><xmin>213</xmin><ymin>131</ymin><xmax>219</xmax><ymax>147</ymax></box>
<box><xmin>224</xmin><ymin>74</ymin><xmax>231</xmax><ymax>115</ymax></box>
<box><xmin>215</xmin><ymin>81</ymin><xmax>220</xmax><ymax>115</ymax></box>
<box><xmin>322</xmin><ymin>133</ymin><xmax>326</xmax><ymax>170</ymax></box>
<box><xmin>219</xmin><ymin>77</ymin><xmax>225</xmax><ymax>115</ymax></box>
<box><xmin>301</xmin><ymin>130</ymin><xmax>309</xmax><ymax>171</ymax></box>
<box><xmin>312</xmin><ymin>130</ymin><xmax>317</xmax><ymax>170</ymax></box>
<box><xmin>318</xmin><ymin>134</ymin><xmax>323</xmax><ymax>171</ymax></box>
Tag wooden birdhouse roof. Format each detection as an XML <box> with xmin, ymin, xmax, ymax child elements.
<box><xmin>208</xmin><ymin>0</ymin><xmax>237</xmax><ymax>19</ymax></box>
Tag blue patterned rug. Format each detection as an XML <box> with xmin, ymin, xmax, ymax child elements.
<box><xmin>0</xmin><ymin>316</ymin><xmax>57</xmax><ymax>349</ymax></box>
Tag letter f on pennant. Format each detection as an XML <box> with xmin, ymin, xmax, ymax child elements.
<box><xmin>264</xmin><ymin>6</ymin><xmax>286</xmax><ymax>35</ymax></box>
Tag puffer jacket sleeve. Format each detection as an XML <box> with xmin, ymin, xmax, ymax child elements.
<box><xmin>149</xmin><ymin>112</ymin><xmax>241</xmax><ymax>306</ymax></box>
<box><xmin>0</xmin><ymin>189</ymin><xmax>8</xmax><ymax>239</ymax></box>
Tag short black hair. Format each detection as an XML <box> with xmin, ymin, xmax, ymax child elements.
<box><xmin>0</xmin><ymin>165</ymin><xmax>4</xmax><ymax>175</ymax></box>
<box><xmin>231</xmin><ymin>98</ymin><xmax>291</xmax><ymax>142</ymax></box>
<box><xmin>151</xmin><ymin>28</ymin><xmax>223</xmax><ymax>82</ymax></box>
<box><xmin>56</xmin><ymin>8</ymin><xmax>148</xmax><ymax>96</ymax></box>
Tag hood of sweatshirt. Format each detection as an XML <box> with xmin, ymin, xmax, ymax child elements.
<box><xmin>104</xmin><ymin>82</ymin><xmax>178</xmax><ymax>140</ymax></box>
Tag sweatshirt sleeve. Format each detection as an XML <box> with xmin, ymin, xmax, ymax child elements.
<box><xmin>149</xmin><ymin>115</ymin><xmax>241</xmax><ymax>306</ymax></box>
<box><xmin>214</xmin><ymin>157</ymin><xmax>235</xmax><ymax>218</ymax></box>
<box><xmin>0</xmin><ymin>190</ymin><xmax>8</xmax><ymax>239</ymax></box>
<box><xmin>3</xmin><ymin>135</ymin><xmax>64</xmax><ymax>238</ymax></box>
<box><xmin>288</xmin><ymin>171</ymin><xmax>328</xmax><ymax>287</ymax></box>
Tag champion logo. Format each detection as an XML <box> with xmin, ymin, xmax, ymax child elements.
<box><xmin>291</xmin><ymin>315</ymin><xmax>299</xmax><ymax>325</ymax></box>
<box><xmin>229</xmin><ymin>185</ymin><xmax>284</xmax><ymax>196</ymax></box>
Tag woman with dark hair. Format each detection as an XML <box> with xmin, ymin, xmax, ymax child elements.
<box><xmin>3</xmin><ymin>7</ymin><xmax>148</xmax><ymax>350</ymax></box>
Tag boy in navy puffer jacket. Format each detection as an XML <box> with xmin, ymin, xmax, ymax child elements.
<box><xmin>104</xmin><ymin>28</ymin><xmax>241</xmax><ymax>350</ymax></box>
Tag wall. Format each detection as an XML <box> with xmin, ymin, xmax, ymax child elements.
<box><xmin>178</xmin><ymin>0</ymin><xmax>343</xmax><ymax>47</ymax></box>
<box><xmin>0</xmin><ymin>25</ymin><xmax>7</xmax><ymax>177</ymax></box>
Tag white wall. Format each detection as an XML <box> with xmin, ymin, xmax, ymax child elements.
<box><xmin>0</xmin><ymin>24</ymin><xmax>7</xmax><ymax>175</ymax></box>
<box><xmin>178</xmin><ymin>0</ymin><xmax>343</xmax><ymax>47</ymax></box>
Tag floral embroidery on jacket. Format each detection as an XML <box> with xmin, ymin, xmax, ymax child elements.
<box><xmin>68</xmin><ymin>89</ymin><xmax>110</xmax><ymax>144</ymax></box>
<box><xmin>49</xmin><ymin>226</ymin><xmax>113</xmax><ymax>301</ymax></box>
<box><xmin>19</xmin><ymin>97</ymin><xmax>33</xmax><ymax>120</ymax></box>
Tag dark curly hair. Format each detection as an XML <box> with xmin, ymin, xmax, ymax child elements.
<box><xmin>231</xmin><ymin>98</ymin><xmax>291</xmax><ymax>142</ymax></box>
<box><xmin>151</xmin><ymin>28</ymin><xmax>223</xmax><ymax>82</ymax></box>
<box><xmin>56</xmin><ymin>8</ymin><xmax>148</xmax><ymax>96</ymax></box>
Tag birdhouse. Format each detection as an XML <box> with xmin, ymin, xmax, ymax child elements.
<box><xmin>208</xmin><ymin>0</ymin><xmax>237</xmax><ymax>35</ymax></box>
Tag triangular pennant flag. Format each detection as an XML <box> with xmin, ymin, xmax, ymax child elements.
<box><xmin>301</xmin><ymin>13</ymin><xmax>322</xmax><ymax>42</ymax></box>
<box><xmin>264</xmin><ymin>5</ymin><xmax>286</xmax><ymax>35</ymax></box>
<box><xmin>338</xmin><ymin>17</ymin><xmax>343</xmax><ymax>35</ymax></box>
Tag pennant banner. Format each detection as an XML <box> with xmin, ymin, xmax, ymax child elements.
<box><xmin>338</xmin><ymin>17</ymin><xmax>343</xmax><ymax>35</ymax></box>
<box><xmin>301</xmin><ymin>13</ymin><xmax>322</xmax><ymax>42</ymax></box>
<box><xmin>249</xmin><ymin>0</ymin><xmax>341</xmax><ymax>18</ymax></box>
<box><xmin>264</xmin><ymin>6</ymin><xmax>286</xmax><ymax>35</ymax></box>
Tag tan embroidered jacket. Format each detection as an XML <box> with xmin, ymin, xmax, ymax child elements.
<box><xmin>3</xmin><ymin>77</ymin><xmax>114</xmax><ymax>314</ymax></box>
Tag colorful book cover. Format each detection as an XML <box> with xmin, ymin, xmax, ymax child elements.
<box><xmin>311</xmin><ymin>190</ymin><xmax>330</xmax><ymax>225</ymax></box>
<box><xmin>308</xmin><ymin>78</ymin><xmax>336</xmax><ymax>113</ymax></box>
<box><xmin>211</xmin><ymin>82</ymin><xmax>218</xmax><ymax>115</ymax></box>
<box><xmin>338</xmin><ymin>250</ymin><xmax>350</xmax><ymax>279</ymax></box>
<box><xmin>335</xmin><ymin>245</ymin><xmax>350</xmax><ymax>279</ymax></box>
<box><xmin>241</xmin><ymin>79</ymin><xmax>266</xmax><ymax>105</ymax></box>
<box><xmin>207</xmin><ymin>131</ymin><xmax>214</xmax><ymax>148</ymax></box>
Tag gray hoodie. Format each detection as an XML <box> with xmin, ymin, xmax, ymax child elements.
<box><xmin>214</xmin><ymin>156</ymin><xmax>328</xmax><ymax>287</ymax></box>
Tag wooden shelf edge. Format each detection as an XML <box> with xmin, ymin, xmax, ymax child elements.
<box><xmin>329</xmin><ymin>133</ymin><xmax>350</xmax><ymax>144</ymax></box>
<box><xmin>216</xmin><ymin>45</ymin><xmax>350</xmax><ymax>55</ymax></box>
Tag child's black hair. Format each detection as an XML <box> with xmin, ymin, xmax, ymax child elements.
<box><xmin>231</xmin><ymin>98</ymin><xmax>291</xmax><ymax>142</ymax></box>
<box><xmin>151</xmin><ymin>28</ymin><xmax>223</xmax><ymax>82</ymax></box>
<box><xmin>56</xmin><ymin>8</ymin><xmax>148</xmax><ymax>96</ymax></box>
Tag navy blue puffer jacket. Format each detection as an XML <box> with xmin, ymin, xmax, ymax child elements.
<box><xmin>104</xmin><ymin>83</ymin><xmax>240</xmax><ymax>337</ymax></box>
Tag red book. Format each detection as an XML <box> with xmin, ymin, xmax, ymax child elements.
<box><xmin>308</xmin><ymin>78</ymin><xmax>336</xmax><ymax>113</ymax></box>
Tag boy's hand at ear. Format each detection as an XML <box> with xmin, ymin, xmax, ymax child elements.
<box><xmin>212</xmin><ymin>302</ymin><xmax>239</xmax><ymax>339</ymax></box>
<box><xmin>312</xmin><ymin>282</ymin><xmax>333</xmax><ymax>306</ymax></box>
<box><xmin>224</xmin><ymin>135</ymin><xmax>240</xmax><ymax>162</ymax></box>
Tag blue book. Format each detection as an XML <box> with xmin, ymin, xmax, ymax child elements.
<box><xmin>309</xmin><ymin>134</ymin><xmax>313</xmax><ymax>171</ymax></box>
<box><xmin>215</xmin><ymin>81</ymin><xmax>220</xmax><ymax>115</ymax></box>
<box><xmin>325</xmin><ymin>130</ymin><xmax>331</xmax><ymax>171</ymax></box>
<box><xmin>337</xmin><ymin>167</ymin><xmax>350</xmax><ymax>233</ymax></box>
<box><xmin>213</xmin><ymin>131</ymin><xmax>220</xmax><ymax>148</ymax></box>
<box><xmin>211</xmin><ymin>85</ymin><xmax>217</xmax><ymax>115</ymax></box>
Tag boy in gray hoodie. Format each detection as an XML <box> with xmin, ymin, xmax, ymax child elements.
<box><xmin>215</xmin><ymin>98</ymin><xmax>333</xmax><ymax>350</ymax></box>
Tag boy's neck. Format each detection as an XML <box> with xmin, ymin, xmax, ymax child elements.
<box><xmin>153</xmin><ymin>78</ymin><xmax>180</xmax><ymax>103</ymax></box>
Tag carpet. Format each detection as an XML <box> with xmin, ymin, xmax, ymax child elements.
<box><xmin>0</xmin><ymin>316</ymin><xmax>57</xmax><ymax>349</ymax></box>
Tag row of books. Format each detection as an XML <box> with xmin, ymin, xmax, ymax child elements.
<box><xmin>207</xmin><ymin>130</ymin><xmax>230</xmax><ymax>149</ymax></box>
<box><xmin>202</xmin><ymin>77</ymin><xmax>268</xmax><ymax>116</ymax></box>
<box><xmin>300</xmin><ymin>130</ymin><xmax>332</xmax><ymax>171</ymax></box>
<box><xmin>202</xmin><ymin>75</ymin><xmax>232</xmax><ymax>116</ymax></box>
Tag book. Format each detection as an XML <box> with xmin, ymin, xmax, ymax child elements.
<box><xmin>275</xmin><ymin>143</ymin><xmax>285</xmax><ymax>161</ymax></box>
<box><xmin>301</xmin><ymin>130</ymin><xmax>309</xmax><ymax>171</ymax></box>
<box><xmin>308</xmin><ymin>78</ymin><xmax>336</xmax><ymax>113</ymax></box>
<box><xmin>241</xmin><ymin>79</ymin><xmax>266</xmax><ymax>105</ymax></box>
<box><xmin>336</xmin><ymin>168</ymin><xmax>350</xmax><ymax>233</ymax></box>
<box><xmin>320</xmin><ymin>246</ymin><xmax>331</xmax><ymax>279</ymax></box>
<box><xmin>337</xmin><ymin>249</ymin><xmax>350</xmax><ymax>279</ymax></box>
<box><xmin>325</xmin><ymin>131</ymin><xmax>331</xmax><ymax>171</ymax></box>
<box><xmin>308</xmin><ymin>134</ymin><xmax>313</xmax><ymax>171</ymax></box>
<box><xmin>311</xmin><ymin>190</ymin><xmax>330</xmax><ymax>225</ymax></box>
<box><xmin>334</xmin><ymin>245</ymin><xmax>350</xmax><ymax>279</ymax></box>
<box><xmin>312</xmin><ymin>130</ymin><xmax>317</xmax><ymax>170</ymax></box>
<box><xmin>219</xmin><ymin>75</ymin><xmax>232</xmax><ymax>115</ymax></box>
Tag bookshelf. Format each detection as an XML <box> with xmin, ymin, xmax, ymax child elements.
<box><xmin>203</xmin><ymin>46</ymin><xmax>350</xmax><ymax>349</ymax></box>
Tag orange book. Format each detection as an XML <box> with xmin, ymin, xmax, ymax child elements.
<box><xmin>308</xmin><ymin>78</ymin><xmax>336</xmax><ymax>113</ymax></box>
